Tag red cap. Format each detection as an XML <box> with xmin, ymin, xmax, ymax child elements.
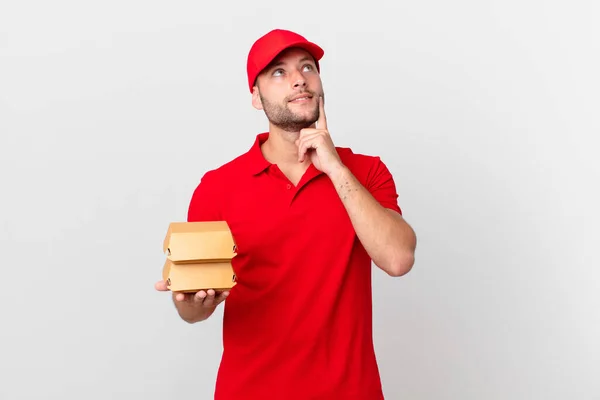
<box><xmin>246</xmin><ymin>29</ymin><xmax>324</xmax><ymax>92</ymax></box>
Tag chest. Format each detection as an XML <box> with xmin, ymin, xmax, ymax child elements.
<box><xmin>276</xmin><ymin>163</ymin><xmax>307</xmax><ymax>187</ymax></box>
<box><xmin>221</xmin><ymin>170</ymin><xmax>356</xmax><ymax>278</ymax></box>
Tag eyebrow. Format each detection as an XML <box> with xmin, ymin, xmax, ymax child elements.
<box><xmin>269</xmin><ymin>56</ymin><xmax>315</xmax><ymax>70</ymax></box>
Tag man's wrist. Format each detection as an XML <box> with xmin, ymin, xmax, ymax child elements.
<box><xmin>326</xmin><ymin>163</ymin><xmax>350</xmax><ymax>183</ymax></box>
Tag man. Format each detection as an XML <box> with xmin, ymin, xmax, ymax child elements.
<box><xmin>155</xmin><ymin>29</ymin><xmax>417</xmax><ymax>399</ymax></box>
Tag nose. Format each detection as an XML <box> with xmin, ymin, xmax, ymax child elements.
<box><xmin>293</xmin><ymin>79</ymin><xmax>306</xmax><ymax>89</ymax></box>
<box><xmin>291</xmin><ymin>69</ymin><xmax>307</xmax><ymax>89</ymax></box>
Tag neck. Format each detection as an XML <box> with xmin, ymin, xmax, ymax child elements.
<box><xmin>261</xmin><ymin>122</ymin><xmax>316</xmax><ymax>167</ymax></box>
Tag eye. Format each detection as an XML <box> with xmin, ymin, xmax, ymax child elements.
<box><xmin>303</xmin><ymin>64</ymin><xmax>314</xmax><ymax>72</ymax></box>
<box><xmin>272</xmin><ymin>68</ymin><xmax>284</xmax><ymax>77</ymax></box>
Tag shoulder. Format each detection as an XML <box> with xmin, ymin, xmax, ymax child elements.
<box><xmin>187</xmin><ymin>153</ymin><xmax>251</xmax><ymax>220</ymax></box>
<box><xmin>335</xmin><ymin>146</ymin><xmax>394</xmax><ymax>184</ymax></box>
<box><xmin>195</xmin><ymin>152</ymin><xmax>251</xmax><ymax>184</ymax></box>
<box><xmin>336</xmin><ymin>146</ymin><xmax>402</xmax><ymax>213</ymax></box>
<box><xmin>336</xmin><ymin>146</ymin><xmax>381</xmax><ymax>165</ymax></box>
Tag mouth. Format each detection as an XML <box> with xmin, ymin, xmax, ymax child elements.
<box><xmin>288</xmin><ymin>94</ymin><xmax>313</xmax><ymax>103</ymax></box>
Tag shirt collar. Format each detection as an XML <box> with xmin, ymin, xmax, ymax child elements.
<box><xmin>245</xmin><ymin>132</ymin><xmax>272</xmax><ymax>175</ymax></box>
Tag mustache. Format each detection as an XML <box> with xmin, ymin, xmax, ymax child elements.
<box><xmin>286</xmin><ymin>90</ymin><xmax>319</xmax><ymax>102</ymax></box>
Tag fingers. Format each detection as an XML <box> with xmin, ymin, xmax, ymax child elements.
<box><xmin>217</xmin><ymin>291</ymin><xmax>230</xmax><ymax>304</ymax></box>
<box><xmin>202</xmin><ymin>290</ymin><xmax>230</xmax><ymax>308</ymax></box>
<box><xmin>194</xmin><ymin>289</ymin><xmax>210</xmax><ymax>304</ymax></box>
<box><xmin>172</xmin><ymin>289</ymin><xmax>230</xmax><ymax>307</ymax></box>
<box><xmin>297</xmin><ymin>96</ymin><xmax>327</xmax><ymax>162</ymax></box>
<box><xmin>316</xmin><ymin>95</ymin><xmax>327</xmax><ymax>130</ymax></box>
<box><xmin>171</xmin><ymin>290</ymin><xmax>203</xmax><ymax>302</ymax></box>
<box><xmin>172</xmin><ymin>291</ymin><xmax>187</xmax><ymax>301</ymax></box>
<box><xmin>170</xmin><ymin>288</ymin><xmax>230</xmax><ymax>307</ymax></box>
<box><xmin>296</xmin><ymin>132</ymin><xmax>321</xmax><ymax>162</ymax></box>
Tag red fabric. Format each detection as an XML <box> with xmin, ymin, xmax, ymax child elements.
<box><xmin>246</xmin><ymin>29</ymin><xmax>324</xmax><ymax>92</ymax></box>
<box><xmin>187</xmin><ymin>133</ymin><xmax>402</xmax><ymax>400</ymax></box>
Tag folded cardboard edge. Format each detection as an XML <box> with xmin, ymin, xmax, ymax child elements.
<box><xmin>163</xmin><ymin>259</ymin><xmax>237</xmax><ymax>292</ymax></box>
<box><xmin>167</xmin><ymin>258</ymin><xmax>234</xmax><ymax>264</ymax></box>
<box><xmin>164</xmin><ymin>235</ymin><xmax>237</xmax><ymax>263</ymax></box>
<box><xmin>163</xmin><ymin>221</ymin><xmax>234</xmax><ymax>253</ymax></box>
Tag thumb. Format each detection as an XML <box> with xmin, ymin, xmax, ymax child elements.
<box><xmin>155</xmin><ymin>280</ymin><xmax>169</xmax><ymax>291</ymax></box>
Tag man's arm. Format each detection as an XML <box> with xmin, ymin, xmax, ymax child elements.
<box><xmin>328</xmin><ymin>165</ymin><xmax>416</xmax><ymax>276</ymax></box>
<box><xmin>155</xmin><ymin>170</ymin><xmax>228</xmax><ymax>323</ymax></box>
<box><xmin>296</xmin><ymin>97</ymin><xmax>416</xmax><ymax>276</ymax></box>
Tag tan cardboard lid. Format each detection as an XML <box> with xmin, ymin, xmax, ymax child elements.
<box><xmin>163</xmin><ymin>221</ymin><xmax>237</xmax><ymax>263</ymax></box>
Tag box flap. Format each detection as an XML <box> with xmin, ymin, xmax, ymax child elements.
<box><xmin>163</xmin><ymin>221</ymin><xmax>237</xmax><ymax>262</ymax></box>
<box><xmin>163</xmin><ymin>259</ymin><xmax>237</xmax><ymax>292</ymax></box>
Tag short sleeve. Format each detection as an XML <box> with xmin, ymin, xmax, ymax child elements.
<box><xmin>187</xmin><ymin>170</ymin><xmax>223</xmax><ymax>222</ymax></box>
<box><xmin>366</xmin><ymin>157</ymin><xmax>402</xmax><ymax>215</ymax></box>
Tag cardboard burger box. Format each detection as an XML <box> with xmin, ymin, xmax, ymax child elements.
<box><xmin>162</xmin><ymin>221</ymin><xmax>237</xmax><ymax>292</ymax></box>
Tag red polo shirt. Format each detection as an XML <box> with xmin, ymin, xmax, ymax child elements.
<box><xmin>187</xmin><ymin>132</ymin><xmax>402</xmax><ymax>400</ymax></box>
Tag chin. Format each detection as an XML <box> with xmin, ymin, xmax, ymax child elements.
<box><xmin>293</xmin><ymin>111</ymin><xmax>318</xmax><ymax>124</ymax></box>
<box><xmin>295</xmin><ymin>117</ymin><xmax>317</xmax><ymax>128</ymax></box>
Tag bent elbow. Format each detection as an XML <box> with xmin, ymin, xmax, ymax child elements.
<box><xmin>387</xmin><ymin>253</ymin><xmax>415</xmax><ymax>277</ymax></box>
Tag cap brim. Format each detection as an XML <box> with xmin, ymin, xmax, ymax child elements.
<box><xmin>258</xmin><ymin>40</ymin><xmax>324</xmax><ymax>76</ymax></box>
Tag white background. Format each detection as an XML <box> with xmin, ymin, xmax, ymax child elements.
<box><xmin>1</xmin><ymin>0</ymin><xmax>599</xmax><ymax>399</ymax></box>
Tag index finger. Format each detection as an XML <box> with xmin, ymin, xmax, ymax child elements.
<box><xmin>316</xmin><ymin>95</ymin><xmax>327</xmax><ymax>130</ymax></box>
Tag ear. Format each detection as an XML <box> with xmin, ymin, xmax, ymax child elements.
<box><xmin>251</xmin><ymin>86</ymin><xmax>263</xmax><ymax>110</ymax></box>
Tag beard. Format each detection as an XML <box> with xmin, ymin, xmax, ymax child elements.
<box><xmin>260</xmin><ymin>91</ymin><xmax>322</xmax><ymax>132</ymax></box>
